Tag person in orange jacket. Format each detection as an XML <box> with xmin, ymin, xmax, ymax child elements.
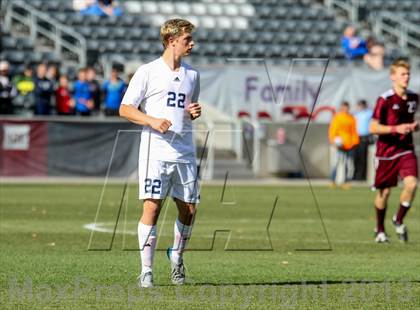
<box><xmin>329</xmin><ymin>101</ymin><xmax>360</xmax><ymax>187</ymax></box>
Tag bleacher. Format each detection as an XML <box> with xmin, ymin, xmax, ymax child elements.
<box><xmin>1</xmin><ymin>0</ymin><xmax>418</xmax><ymax>72</ymax></box>
<box><xmin>2</xmin><ymin>0</ymin><xmax>349</xmax><ymax>69</ymax></box>
<box><xmin>0</xmin><ymin>29</ymin><xmax>60</xmax><ymax>75</ymax></box>
<box><xmin>365</xmin><ymin>0</ymin><xmax>420</xmax><ymax>24</ymax></box>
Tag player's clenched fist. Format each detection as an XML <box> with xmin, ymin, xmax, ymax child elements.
<box><xmin>187</xmin><ymin>103</ymin><xmax>201</xmax><ymax>120</ymax></box>
<box><xmin>150</xmin><ymin>118</ymin><xmax>172</xmax><ymax>133</ymax></box>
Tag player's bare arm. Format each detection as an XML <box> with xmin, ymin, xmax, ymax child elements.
<box><xmin>369</xmin><ymin>119</ymin><xmax>417</xmax><ymax>135</ymax></box>
<box><xmin>187</xmin><ymin>102</ymin><xmax>201</xmax><ymax>120</ymax></box>
<box><xmin>119</xmin><ymin>104</ymin><xmax>172</xmax><ymax>133</ymax></box>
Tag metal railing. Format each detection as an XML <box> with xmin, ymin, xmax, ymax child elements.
<box><xmin>3</xmin><ymin>0</ymin><xmax>86</xmax><ymax>66</ymax></box>
<box><xmin>324</xmin><ymin>0</ymin><xmax>360</xmax><ymax>23</ymax></box>
<box><xmin>373</xmin><ymin>12</ymin><xmax>420</xmax><ymax>51</ymax></box>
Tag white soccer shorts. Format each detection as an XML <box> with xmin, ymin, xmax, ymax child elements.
<box><xmin>138</xmin><ymin>160</ymin><xmax>200</xmax><ymax>203</ymax></box>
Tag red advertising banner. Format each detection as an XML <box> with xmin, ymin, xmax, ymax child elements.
<box><xmin>0</xmin><ymin>120</ymin><xmax>48</xmax><ymax>176</ymax></box>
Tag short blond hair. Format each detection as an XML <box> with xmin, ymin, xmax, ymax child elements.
<box><xmin>390</xmin><ymin>59</ymin><xmax>410</xmax><ymax>75</ymax></box>
<box><xmin>160</xmin><ymin>18</ymin><xmax>195</xmax><ymax>48</ymax></box>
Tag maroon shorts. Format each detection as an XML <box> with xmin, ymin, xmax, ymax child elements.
<box><xmin>374</xmin><ymin>152</ymin><xmax>418</xmax><ymax>189</ymax></box>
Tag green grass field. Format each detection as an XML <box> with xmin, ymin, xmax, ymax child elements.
<box><xmin>1</xmin><ymin>183</ymin><xmax>419</xmax><ymax>309</ymax></box>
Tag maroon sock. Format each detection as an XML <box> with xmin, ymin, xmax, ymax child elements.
<box><xmin>375</xmin><ymin>206</ymin><xmax>386</xmax><ymax>233</ymax></box>
<box><xmin>396</xmin><ymin>203</ymin><xmax>410</xmax><ymax>225</ymax></box>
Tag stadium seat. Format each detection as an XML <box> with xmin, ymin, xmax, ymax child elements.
<box><xmin>226</xmin><ymin>30</ymin><xmax>242</xmax><ymax>43</ymax></box>
<box><xmin>243</xmin><ymin>31</ymin><xmax>258</xmax><ymax>43</ymax></box>
<box><xmin>264</xmin><ymin>20</ymin><xmax>280</xmax><ymax>31</ymax></box>
<box><xmin>274</xmin><ymin>32</ymin><xmax>291</xmax><ymax>44</ymax></box>
<box><xmin>87</xmin><ymin>40</ymin><xmax>100</xmax><ymax>51</ymax></box>
<box><xmin>29</xmin><ymin>0</ymin><xmax>43</xmax><ymax>10</ymax></box>
<box><xmin>219</xmin><ymin>43</ymin><xmax>234</xmax><ymax>57</ymax></box>
<box><xmin>290</xmin><ymin>33</ymin><xmax>306</xmax><ymax>45</ymax></box>
<box><xmin>224</xmin><ymin>4</ymin><xmax>239</xmax><ymax>16</ymax></box>
<box><xmin>55</xmin><ymin>13</ymin><xmax>68</xmax><ymax>24</ymax></box>
<box><xmin>1</xmin><ymin>37</ymin><xmax>17</xmax><ymax>49</ymax></box>
<box><xmin>258</xmin><ymin>6</ymin><xmax>272</xmax><ymax>19</ymax></box>
<box><xmin>232</xmin><ymin>17</ymin><xmax>248</xmax><ymax>29</ymax></box>
<box><xmin>84</xmin><ymin>15</ymin><xmax>102</xmax><ymax>26</ymax></box>
<box><xmin>137</xmin><ymin>42</ymin><xmax>152</xmax><ymax>53</ymax></box>
<box><xmin>69</xmin><ymin>14</ymin><xmax>84</xmax><ymax>26</ymax></box>
<box><xmin>235</xmin><ymin>43</ymin><xmax>252</xmax><ymax>57</ymax></box>
<box><xmin>194</xmin><ymin>28</ymin><xmax>209</xmax><ymax>42</ymax></box>
<box><xmin>191</xmin><ymin>3</ymin><xmax>207</xmax><ymax>15</ymax></box>
<box><xmin>290</xmin><ymin>7</ymin><xmax>304</xmax><ymax>19</ymax></box>
<box><xmin>208</xmin><ymin>3</ymin><xmax>223</xmax><ymax>16</ymax></box>
<box><xmin>250</xmin><ymin>19</ymin><xmax>265</xmax><ymax>31</ymax></box>
<box><xmin>268</xmin><ymin>45</ymin><xmax>282</xmax><ymax>57</ymax></box>
<box><xmin>8</xmin><ymin>51</ymin><xmax>25</xmax><ymax>63</ymax></box>
<box><xmin>110</xmin><ymin>27</ymin><xmax>127</xmax><ymax>40</ymax></box>
<box><xmin>150</xmin><ymin>14</ymin><xmax>167</xmax><ymax>26</ymax></box>
<box><xmin>202</xmin><ymin>43</ymin><xmax>218</xmax><ymax>55</ymax></box>
<box><xmin>175</xmin><ymin>3</ymin><xmax>191</xmax><ymax>15</ymax></box>
<box><xmin>118</xmin><ymin>41</ymin><xmax>135</xmax><ymax>53</ymax></box>
<box><xmin>124</xmin><ymin>1</ymin><xmax>142</xmax><ymax>14</ymax></box>
<box><xmin>101</xmin><ymin>16</ymin><xmax>119</xmax><ymax>27</ymax></box>
<box><xmin>158</xmin><ymin>2</ymin><xmax>175</xmax><ymax>15</ymax></box>
<box><xmin>142</xmin><ymin>2</ymin><xmax>159</xmax><ymax>14</ymax></box>
<box><xmin>259</xmin><ymin>32</ymin><xmax>274</xmax><ymax>44</ymax></box>
<box><xmin>239</xmin><ymin>4</ymin><xmax>255</xmax><ymax>17</ymax></box>
<box><xmin>284</xmin><ymin>20</ymin><xmax>297</xmax><ymax>32</ymax></box>
<box><xmin>300</xmin><ymin>21</ymin><xmax>313</xmax><ymax>32</ymax></box>
<box><xmin>272</xmin><ymin>7</ymin><xmax>288</xmax><ymax>19</ymax></box>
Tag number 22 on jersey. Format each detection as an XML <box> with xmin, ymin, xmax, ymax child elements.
<box><xmin>167</xmin><ymin>92</ymin><xmax>186</xmax><ymax>108</ymax></box>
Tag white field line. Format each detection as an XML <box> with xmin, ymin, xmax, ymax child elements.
<box><xmin>83</xmin><ymin>222</ymin><xmax>384</xmax><ymax>244</ymax></box>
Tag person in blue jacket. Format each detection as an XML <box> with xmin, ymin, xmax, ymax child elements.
<box><xmin>341</xmin><ymin>25</ymin><xmax>368</xmax><ymax>60</ymax></box>
<box><xmin>102</xmin><ymin>67</ymin><xmax>126</xmax><ymax>116</ymax></box>
<box><xmin>73</xmin><ymin>68</ymin><xmax>93</xmax><ymax>116</ymax></box>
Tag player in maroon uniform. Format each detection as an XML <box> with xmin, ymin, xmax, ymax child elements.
<box><xmin>370</xmin><ymin>60</ymin><xmax>419</xmax><ymax>243</ymax></box>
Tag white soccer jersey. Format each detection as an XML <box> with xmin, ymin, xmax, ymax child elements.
<box><xmin>121</xmin><ymin>57</ymin><xmax>200</xmax><ymax>163</ymax></box>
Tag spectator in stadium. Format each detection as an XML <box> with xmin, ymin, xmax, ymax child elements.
<box><xmin>73</xmin><ymin>68</ymin><xmax>94</xmax><ymax>116</ymax></box>
<box><xmin>12</xmin><ymin>64</ymin><xmax>35</xmax><ymax>114</ymax></box>
<box><xmin>80</xmin><ymin>0</ymin><xmax>123</xmax><ymax>17</ymax></box>
<box><xmin>47</xmin><ymin>64</ymin><xmax>60</xmax><ymax>90</ymax></box>
<box><xmin>0</xmin><ymin>61</ymin><xmax>17</xmax><ymax>115</ymax></box>
<box><xmin>86</xmin><ymin>67</ymin><xmax>101</xmax><ymax>115</ymax></box>
<box><xmin>353</xmin><ymin>100</ymin><xmax>373</xmax><ymax>181</ymax></box>
<box><xmin>102</xmin><ymin>67</ymin><xmax>126</xmax><ymax>116</ymax></box>
<box><xmin>364</xmin><ymin>43</ymin><xmax>385</xmax><ymax>71</ymax></box>
<box><xmin>329</xmin><ymin>101</ymin><xmax>360</xmax><ymax>188</ymax></box>
<box><xmin>55</xmin><ymin>75</ymin><xmax>74</xmax><ymax>115</ymax></box>
<box><xmin>13</xmin><ymin>64</ymin><xmax>35</xmax><ymax>97</ymax></box>
<box><xmin>341</xmin><ymin>25</ymin><xmax>368</xmax><ymax>60</ymax></box>
<box><xmin>33</xmin><ymin>63</ymin><xmax>55</xmax><ymax>115</ymax></box>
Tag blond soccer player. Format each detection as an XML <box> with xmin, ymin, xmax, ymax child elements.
<box><xmin>119</xmin><ymin>19</ymin><xmax>201</xmax><ymax>287</ymax></box>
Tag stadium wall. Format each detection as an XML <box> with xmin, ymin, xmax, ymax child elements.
<box><xmin>1</xmin><ymin>118</ymin><xmax>419</xmax><ymax>179</ymax></box>
<box><xmin>0</xmin><ymin>118</ymin><xmax>139</xmax><ymax>177</ymax></box>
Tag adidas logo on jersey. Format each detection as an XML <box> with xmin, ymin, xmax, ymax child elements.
<box><xmin>392</xmin><ymin>104</ymin><xmax>400</xmax><ymax>110</ymax></box>
<box><xmin>174</xmin><ymin>77</ymin><xmax>180</xmax><ymax>82</ymax></box>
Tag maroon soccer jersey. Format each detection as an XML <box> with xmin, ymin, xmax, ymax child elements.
<box><xmin>372</xmin><ymin>89</ymin><xmax>419</xmax><ymax>158</ymax></box>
